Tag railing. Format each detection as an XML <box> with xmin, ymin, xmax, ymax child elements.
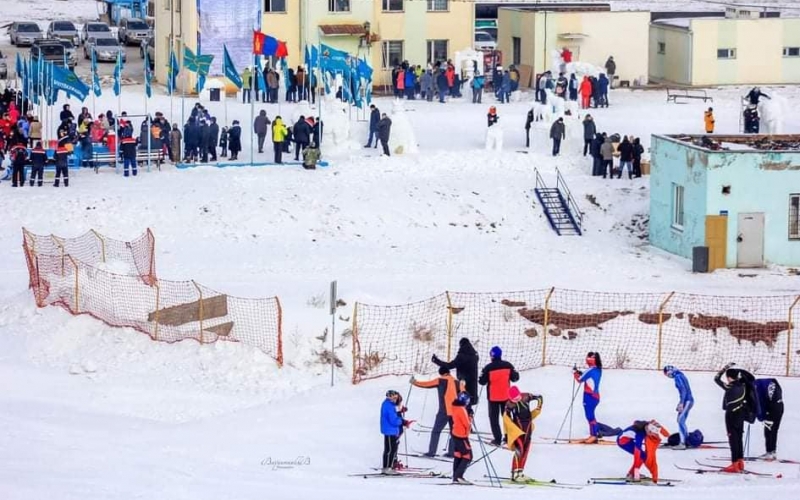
<box><xmin>555</xmin><ymin>167</ymin><xmax>584</xmax><ymax>233</ymax></box>
<box><xmin>534</xmin><ymin>167</ymin><xmax>546</xmax><ymax>191</ymax></box>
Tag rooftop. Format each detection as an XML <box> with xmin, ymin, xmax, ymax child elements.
<box><xmin>665</xmin><ymin>134</ymin><xmax>800</xmax><ymax>152</ymax></box>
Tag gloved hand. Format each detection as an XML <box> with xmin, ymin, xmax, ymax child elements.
<box><xmin>398</xmin><ymin>406</ymin><xmax>408</xmax><ymax>415</ymax></box>
<box><xmin>403</xmin><ymin>419</ymin><xmax>415</xmax><ymax>428</ymax></box>
<box><xmin>573</xmin><ymin>368</ymin><xmax>583</xmax><ymax>377</ymax></box>
<box><xmin>676</xmin><ymin>403</ymin><xmax>684</xmax><ymax>413</ymax></box>
<box><xmin>431</xmin><ymin>354</ymin><xmax>439</xmax><ymax>363</ymax></box>
<box><xmin>409</xmin><ymin>375</ymin><xmax>416</xmax><ymax>384</ymax></box>
<box><xmin>764</xmin><ymin>420</ymin><xmax>773</xmax><ymax>431</ymax></box>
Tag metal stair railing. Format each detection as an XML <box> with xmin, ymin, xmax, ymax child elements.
<box><xmin>555</xmin><ymin>167</ymin><xmax>584</xmax><ymax>234</ymax></box>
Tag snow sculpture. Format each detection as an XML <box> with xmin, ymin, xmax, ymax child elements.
<box><xmin>545</xmin><ymin>89</ymin><xmax>566</xmax><ymax>119</ymax></box>
<box><xmin>485</xmin><ymin>124</ymin><xmax>503</xmax><ymax>151</ymax></box>
<box><xmin>292</xmin><ymin>101</ymin><xmax>315</xmax><ymax>123</ymax></box>
<box><xmin>321</xmin><ymin>93</ymin><xmax>351</xmax><ymax>147</ymax></box>
<box><xmin>758</xmin><ymin>93</ymin><xmax>785</xmax><ymax>134</ymax></box>
<box><xmin>387</xmin><ymin>99</ymin><xmax>418</xmax><ymax>155</ymax></box>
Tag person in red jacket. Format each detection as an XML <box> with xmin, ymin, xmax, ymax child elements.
<box><xmin>450</xmin><ymin>391</ymin><xmax>473</xmax><ymax>485</ymax></box>
<box><xmin>479</xmin><ymin>346</ymin><xmax>520</xmax><ymax>446</ymax></box>
<box><xmin>411</xmin><ymin>367</ymin><xmax>464</xmax><ymax>457</ymax></box>
<box><xmin>579</xmin><ymin>76</ymin><xmax>593</xmax><ymax>109</ymax></box>
<box><xmin>616</xmin><ymin>420</ymin><xmax>670</xmax><ymax>483</ymax></box>
<box><xmin>28</xmin><ymin>142</ymin><xmax>48</xmax><ymax>187</ymax></box>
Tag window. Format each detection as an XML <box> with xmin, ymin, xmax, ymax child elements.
<box><xmin>512</xmin><ymin>37</ymin><xmax>521</xmax><ymax>65</ymax></box>
<box><xmin>672</xmin><ymin>184</ymin><xmax>685</xmax><ymax>229</ymax></box>
<box><xmin>329</xmin><ymin>0</ymin><xmax>350</xmax><ymax>12</ymax></box>
<box><xmin>657</xmin><ymin>42</ymin><xmax>666</xmax><ymax>55</ymax></box>
<box><xmin>381</xmin><ymin>40</ymin><xmax>404</xmax><ymax>68</ymax></box>
<box><xmin>717</xmin><ymin>48</ymin><xmax>736</xmax><ymax>59</ymax></box>
<box><xmin>427</xmin><ymin>0</ymin><xmax>448</xmax><ymax>12</ymax></box>
<box><xmin>790</xmin><ymin>194</ymin><xmax>800</xmax><ymax>239</ymax></box>
<box><xmin>426</xmin><ymin>39</ymin><xmax>448</xmax><ymax>65</ymax></box>
<box><xmin>164</xmin><ymin>0</ymin><xmax>171</xmax><ymax>10</ymax></box>
<box><xmin>783</xmin><ymin>47</ymin><xmax>800</xmax><ymax>57</ymax></box>
<box><xmin>382</xmin><ymin>0</ymin><xmax>403</xmax><ymax>11</ymax></box>
<box><xmin>176</xmin><ymin>0</ymin><xmax>181</xmax><ymax>13</ymax></box>
<box><xmin>265</xmin><ymin>0</ymin><xmax>286</xmax><ymax>12</ymax></box>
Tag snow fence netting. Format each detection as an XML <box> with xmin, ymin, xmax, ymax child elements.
<box><xmin>352</xmin><ymin>289</ymin><xmax>800</xmax><ymax>383</ymax></box>
<box><xmin>22</xmin><ymin>228</ymin><xmax>283</xmax><ymax>366</ymax></box>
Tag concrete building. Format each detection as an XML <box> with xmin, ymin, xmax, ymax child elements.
<box><xmin>649</xmin><ymin>134</ymin><xmax>800</xmax><ymax>269</ymax></box>
<box><xmin>649</xmin><ymin>16</ymin><xmax>800</xmax><ymax>86</ymax></box>
<box><xmin>154</xmin><ymin>1</ymin><xmax>475</xmax><ymax>89</ymax></box>
<box><xmin>496</xmin><ymin>6</ymin><xmax>650</xmax><ymax>86</ymax></box>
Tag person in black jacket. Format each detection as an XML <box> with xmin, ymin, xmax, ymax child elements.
<box><xmin>228</xmin><ymin>121</ymin><xmax>242</xmax><ymax>161</ymax></box>
<box><xmin>618</xmin><ymin>136</ymin><xmax>634</xmax><ymax>179</ymax></box>
<box><xmin>378</xmin><ymin>114</ymin><xmax>392</xmax><ymax>156</ymax></box>
<box><xmin>208</xmin><ymin>117</ymin><xmax>219</xmax><ymax>162</ymax></box>
<box><xmin>54</xmin><ymin>133</ymin><xmax>71</xmax><ymax>187</ymax></box>
<box><xmin>591</xmin><ymin>133</ymin><xmax>605</xmax><ymax>176</ymax></box>
<box><xmin>28</xmin><ymin>141</ymin><xmax>48</xmax><ymax>187</ymax></box>
<box><xmin>714</xmin><ymin>363</ymin><xmax>753</xmax><ymax>473</ymax></box>
<box><xmin>479</xmin><ymin>346</ymin><xmax>520</xmax><ymax>445</ymax></box>
<box><xmin>632</xmin><ymin>137</ymin><xmax>644</xmax><ymax>178</ymax></box>
<box><xmin>293</xmin><ymin>116</ymin><xmax>311</xmax><ymax>161</ymax></box>
<box><xmin>582</xmin><ymin>115</ymin><xmax>596</xmax><ymax>156</ymax></box>
<box><xmin>59</xmin><ymin>104</ymin><xmax>74</xmax><ymax>123</ymax></box>
<box><xmin>432</xmin><ymin>337</ymin><xmax>479</xmax><ymax>405</ymax></box>
<box><xmin>365</xmin><ymin>104</ymin><xmax>380</xmax><ymax>148</ymax></box>
<box><xmin>525</xmin><ymin>109</ymin><xmax>534</xmax><ymax>148</ymax></box>
<box><xmin>9</xmin><ymin>144</ymin><xmax>27</xmax><ymax>187</ymax></box>
<box><xmin>755</xmin><ymin>378</ymin><xmax>783</xmax><ymax>460</ymax></box>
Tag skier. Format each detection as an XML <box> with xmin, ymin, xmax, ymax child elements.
<box><xmin>714</xmin><ymin>363</ymin><xmax>757</xmax><ymax>473</ymax></box>
<box><xmin>478</xmin><ymin>346</ymin><xmax>520</xmax><ymax>446</ymax></box>
<box><xmin>450</xmin><ymin>391</ymin><xmax>473</xmax><ymax>485</ymax></box>
<box><xmin>573</xmin><ymin>352</ymin><xmax>604</xmax><ymax>443</ymax></box>
<box><xmin>616</xmin><ymin>420</ymin><xmax>670</xmax><ymax>483</ymax></box>
<box><xmin>663</xmin><ymin>365</ymin><xmax>694</xmax><ymax>449</ymax></box>
<box><xmin>704</xmin><ymin>107</ymin><xmax>715</xmax><ymax>134</ymax></box>
<box><xmin>410</xmin><ymin>367</ymin><xmax>464</xmax><ymax>457</ymax></box>
<box><xmin>504</xmin><ymin>386</ymin><xmax>543</xmax><ymax>482</ymax></box>
<box><xmin>755</xmin><ymin>377</ymin><xmax>783</xmax><ymax>460</ymax></box>
<box><xmin>432</xmin><ymin>337</ymin><xmax>479</xmax><ymax>406</ymax></box>
<box><xmin>380</xmin><ymin>390</ymin><xmax>413</xmax><ymax>475</ymax></box>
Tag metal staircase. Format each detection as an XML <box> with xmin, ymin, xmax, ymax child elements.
<box><xmin>534</xmin><ymin>168</ymin><xmax>583</xmax><ymax>236</ymax></box>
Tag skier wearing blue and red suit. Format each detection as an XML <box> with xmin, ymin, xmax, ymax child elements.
<box><xmin>573</xmin><ymin>351</ymin><xmax>603</xmax><ymax>442</ymax></box>
<box><xmin>663</xmin><ymin>365</ymin><xmax>694</xmax><ymax>448</ymax></box>
<box><xmin>616</xmin><ymin>420</ymin><xmax>670</xmax><ymax>483</ymax></box>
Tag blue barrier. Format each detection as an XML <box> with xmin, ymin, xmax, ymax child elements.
<box><xmin>175</xmin><ymin>160</ymin><xmax>330</xmax><ymax>169</ymax></box>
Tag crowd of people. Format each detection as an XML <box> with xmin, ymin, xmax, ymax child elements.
<box><xmin>240</xmin><ymin>64</ymin><xmax>317</xmax><ymax>105</ymax></box>
<box><xmin>380</xmin><ymin>342</ymin><xmax>785</xmax><ymax>485</ymax></box>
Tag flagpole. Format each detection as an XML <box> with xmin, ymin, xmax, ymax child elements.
<box><xmin>250</xmin><ymin>54</ymin><xmax>255</xmax><ymax>166</ymax></box>
<box><xmin>116</xmin><ymin>52</ymin><xmax>121</xmax><ymax>176</ymax></box>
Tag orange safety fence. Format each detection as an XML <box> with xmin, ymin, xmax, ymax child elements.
<box><xmin>22</xmin><ymin>228</ymin><xmax>282</xmax><ymax>366</ymax></box>
<box><xmin>352</xmin><ymin>288</ymin><xmax>800</xmax><ymax>383</ymax></box>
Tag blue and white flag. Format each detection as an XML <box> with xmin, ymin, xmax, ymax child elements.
<box><xmin>52</xmin><ymin>64</ymin><xmax>90</xmax><ymax>101</ymax></box>
<box><xmin>168</xmin><ymin>49</ymin><xmax>179</xmax><ymax>95</ymax></box>
<box><xmin>144</xmin><ymin>49</ymin><xmax>152</xmax><ymax>98</ymax></box>
<box><xmin>223</xmin><ymin>45</ymin><xmax>242</xmax><ymax>89</ymax></box>
<box><xmin>113</xmin><ymin>51</ymin><xmax>123</xmax><ymax>96</ymax></box>
<box><xmin>91</xmin><ymin>49</ymin><xmax>102</xmax><ymax>97</ymax></box>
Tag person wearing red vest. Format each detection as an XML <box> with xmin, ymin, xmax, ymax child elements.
<box><xmin>9</xmin><ymin>143</ymin><xmax>27</xmax><ymax>187</ymax></box>
<box><xmin>54</xmin><ymin>133</ymin><xmax>71</xmax><ymax>187</ymax></box>
<box><xmin>479</xmin><ymin>346</ymin><xmax>519</xmax><ymax>446</ymax></box>
<box><xmin>120</xmin><ymin>135</ymin><xmax>138</xmax><ymax>177</ymax></box>
<box><xmin>29</xmin><ymin>142</ymin><xmax>48</xmax><ymax>187</ymax></box>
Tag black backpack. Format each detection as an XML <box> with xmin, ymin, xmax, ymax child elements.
<box><xmin>739</xmin><ymin>369</ymin><xmax>759</xmax><ymax>424</ymax></box>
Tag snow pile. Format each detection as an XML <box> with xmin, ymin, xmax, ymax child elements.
<box><xmin>388</xmin><ymin>99</ymin><xmax>418</xmax><ymax>155</ymax></box>
<box><xmin>758</xmin><ymin>93</ymin><xmax>786</xmax><ymax>134</ymax></box>
<box><xmin>319</xmin><ymin>94</ymin><xmax>356</xmax><ymax>153</ymax></box>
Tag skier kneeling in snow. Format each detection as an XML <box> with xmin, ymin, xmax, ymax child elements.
<box><xmin>450</xmin><ymin>391</ymin><xmax>473</xmax><ymax>485</ymax></box>
<box><xmin>504</xmin><ymin>386</ymin><xmax>543</xmax><ymax>482</ymax></box>
<box><xmin>616</xmin><ymin>420</ymin><xmax>669</xmax><ymax>483</ymax></box>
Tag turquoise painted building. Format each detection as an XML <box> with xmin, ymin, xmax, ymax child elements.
<box><xmin>649</xmin><ymin>135</ymin><xmax>800</xmax><ymax>269</ymax></box>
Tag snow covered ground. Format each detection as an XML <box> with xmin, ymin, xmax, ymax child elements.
<box><xmin>2</xmin><ymin>2</ymin><xmax>800</xmax><ymax>499</ymax></box>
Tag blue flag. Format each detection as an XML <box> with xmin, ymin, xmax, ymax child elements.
<box><xmin>255</xmin><ymin>55</ymin><xmax>266</xmax><ymax>92</ymax></box>
<box><xmin>20</xmin><ymin>57</ymin><xmax>28</xmax><ymax>99</ymax></box>
<box><xmin>183</xmin><ymin>46</ymin><xmax>214</xmax><ymax>92</ymax></box>
<box><xmin>52</xmin><ymin>64</ymin><xmax>90</xmax><ymax>102</ymax></box>
<box><xmin>144</xmin><ymin>49</ymin><xmax>152</xmax><ymax>98</ymax></box>
<box><xmin>168</xmin><ymin>49</ymin><xmax>179</xmax><ymax>95</ymax></box>
<box><xmin>113</xmin><ymin>51</ymin><xmax>123</xmax><ymax>96</ymax></box>
<box><xmin>223</xmin><ymin>45</ymin><xmax>242</xmax><ymax>89</ymax></box>
<box><xmin>91</xmin><ymin>49</ymin><xmax>102</xmax><ymax>97</ymax></box>
<box><xmin>15</xmin><ymin>53</ymin><xmax>23</xmax><ymax>79</ymax></box>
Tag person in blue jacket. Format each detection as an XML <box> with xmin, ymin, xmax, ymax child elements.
<box><xmin>573</xmin><ymin>352</ymin><xmax>615</xmax><ymax>443</ymax></box>
<box><xmin>381</xmin><ymin>390</ymin><xmax>413</xmax><ymax>475</ymax></box>
<box><xmin>663</xmin><ymin>365</ymin><xmax>694</xmax><ymax>449</ymax></box>
<box><xmin>755</xmin><ymin>377</ymin><xmax>783</xmax><ymax>460</ymax></box>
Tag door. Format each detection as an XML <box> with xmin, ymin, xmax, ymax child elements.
<box><xmin>705</xmin><ymin>215</ymin><xmax>728</xmax><ymax>271</ymax></box>
<box><xmin>736</xmin><ymin>213</ymin><xmax>765</xmax><ymax>268</ymax></box>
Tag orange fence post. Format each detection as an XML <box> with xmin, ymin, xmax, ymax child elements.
<box><xmin>351</xmin><ymin>302</ymin><xmax>359</xmax><ymax>384</ymax></box>
<box><xmin>541</xmin><ymin>287</ymin><xmax>555</xmax><ymax>367</ymax></box>
<box><xmin>445</xmin><ymin>291</ymin><xmax>453</xmax><ymax>361</ymax></box>
<box><xmin>192</xmin><ymin>281</ymin><xmax>204</xmax><ymax>343</ymax></box>
<box><xmin>153</xmin><ymin>281</ymin><xmax>161</xmax><ymax>341</ymax></box>
<box><xmin>787</xmin><ymin>296</ymin><xmax>800</xmax><ymax>377</ymax></box>
<box><xmin>90</xmin><ymin>229</ymin><xmax>106</xmax><ymax>263</ymax></box>
<box><xmin>68</xmin><ymin>256</ymin><xmax>79</xmax><ymax>314</ymax></box>
<box><xmin>51</xmin><ymin>235</ymin><xmax>65</xmax><ymax>276</ymax></box>
<box><xmin>146</xmin><ymin>228</ymin><xmax>156</xmax><ymax>283</ymax></box>
<box><xmin>656</xmin><ymin>292</ymin><xmax>675</xmax><ymax>370</ymax></box>
<box><xmin>275</xmin><ymin>296</ymin><xmax>284</xmax><ymax>368</ymax></box>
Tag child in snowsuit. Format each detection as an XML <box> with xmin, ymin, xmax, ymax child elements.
<box><xmin>616</xmin><ymin>420</ymin><xmax>670</xmax><ymax>483</ymax></box>
<box><xmin>663</xmin><ymin>365</ymin><xmax>694</xmax><ymax>448</ymax></box>
<box><xmin>450</xmin><ymin>392</ymin><xmax>473</xmax><ymax>484</ymax></box>
<box><xmin>504</xmin><ymin>386</ymin><xmax>543</xmax><ymax>482</ymax></box>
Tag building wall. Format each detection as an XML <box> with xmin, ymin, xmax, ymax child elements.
<box><xmin>704</xmin><ymin>150</ymin><xmax>800</xmax><ymax>267</ymax></box>
<box><xmin>497</xmin><ymin>9</ymin><xmax>649</xmax><ymax>83</ymax></box>
<box><xmin>648</xmin><ymin>135</ymin><xmax>709</xmax><ymax>261</ymax></box>
<box><xmin>154</xmin><ymin>0</ymin><xmax>198</xmax><ymax>89</ymax></box>
<box><xmin>648</xmin><ymin>24</ymin><xmax>692</xmax><ymax>85</ymax></box>
<box><xmin>262</xmin><ymin>0</ymin><xmax>302</xmax><ymax>70</ymax></box>
<box><xmin>690</xmin><ymin>18</ymin><xmax>800</xmax><ymax>86</ymax></box>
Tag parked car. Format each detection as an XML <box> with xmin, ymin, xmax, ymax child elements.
<box><xmin>140</xmin><ymin>37</ymin><xmax>155</xmax><ymax>68</ymax></box>
<box><xmin>84</xmin><ymin>37</ymin><xmax>126</xmax><ymax>63</ymax></box>
<box><xmin>474</xmin><ymin>31</ymin><xmax>497</xmax><ymax>52</ymax></box>
<box><xmin>9</xmin><ymin>22</ymin><xmax>45</xmax><ymax>46</ymax></box>
<box><xmin>80</xmin><ymin>22</ymin><xmax>114</xmax><ymax>44</ymax></box>
<box><xmin>0</xmin><ymin>50</ymin><xmax>7</xmax><ymax>79</ymax></box>
<box><xmin>118</xmin><ymin>17</ymin><xmax>151</xmax><ymax>45</ymax></box>
<box><xmin>46</xmin><ymin>20</ymin><xmax>80</xmax><ymax>45</ymax></box>
<box><xmin>31</xmin><ymin>39</ymin><xmax>68</xmax><ymax>68</ymax></box>
<box><xmin>53</xmin><ymin>39</ymin><xmax>78</xmax><ymax>69</ymax></box>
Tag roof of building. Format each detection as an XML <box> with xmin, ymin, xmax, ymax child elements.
<box><xmin>664</xmin><ymin>134</ymin><xmax>800</xmax><ymax>152</ymax></box>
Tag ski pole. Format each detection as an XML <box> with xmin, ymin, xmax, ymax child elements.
<box><xmin>403</xmin><ymin>382</ymin><xmax>413</xmax><ymax>467</ymax></box>
<box><xmin>745</xmin><ymin>424</ymin><xmax>750</xmax><ymax>457</ymax></box>
<box><xmin>554</xmin><ymin>372</ymin><xmax>581</xmax><ymax>442</ymax></box>
<box><xmin>568</xmin><ymin>374</ymin><xmax>575</xmax><ymax>441</ymax></box>
<box><xmin>466</xmin><ymin>440</ymin><xmax>501</xmax><ymax>469</ymax></box>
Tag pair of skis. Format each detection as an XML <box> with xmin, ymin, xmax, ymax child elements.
<box><xmin>675</xmin><ymin>460</ymin><xmax>779</xmax><ymax>477</ymax></box>
<box><xmin>589</xmin><ymin>476</ymin><xmax>679</xmax><ymax>487</ymax></box>
<box><xmin>707</xmin><ymin>455</ymin><xmax>800</xmax><ymax>465</ymax></box>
